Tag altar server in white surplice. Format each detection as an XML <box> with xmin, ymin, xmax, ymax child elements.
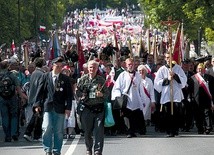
<box><xmin>154</xmin><ymin>52</ymin><xmax>187</xmax><ymax>137</ymax></box>
<box><xmin>137</xmin><ymin>65</ymin><xmax>156</xmax><ymax>122</ymax></box>
<box><xmin>112</xmin><ymin>58</ymin><xmax>147</xmax><ymax>138</ymax></box>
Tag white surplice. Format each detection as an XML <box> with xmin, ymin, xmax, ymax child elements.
<box><xmin>111</xmin><ymin>71</ymin><xmax>147</xmax><ymax>110</ymax></box>
<box><xmin>154</xmin><ymin>64</ymin><xmax>187</xmax><ymax>104</ymax></box>
<box><xmin>141</xmin><ymin>77</ymin><xmax>155</xmax><ymax>120</ymax></box>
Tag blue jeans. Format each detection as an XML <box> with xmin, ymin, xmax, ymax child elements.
<box><xmin>42</xmin><ymin>110</ymin><xmax>65</xmax><ymax>154</ymax></box>
<box><xmin>0</xmin><ymin>96</ymin><xmax>18</xmax><ymax>139</ymax></box>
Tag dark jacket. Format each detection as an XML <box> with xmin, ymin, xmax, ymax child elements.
<box><xmin>28</xmin><ymin>68</ymin><xmax>45</xmax><ymax>106</ymax></box>
<box><xmin>190</xmin><ymin>73</ymin><xmax>214</xmax><ymax>108</ymax></box>
<box><xmin>34</xmin><ymin>72</ymin><xmax>73</xmax><ymax>114</ymax></box>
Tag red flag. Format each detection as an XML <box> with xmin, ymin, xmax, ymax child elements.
<box><xmin>11</xmin><ymin>40</ymin><xmax>15</xmax><ymax>55</ymax></box>
<box><xmin>96</xmin><ymin>14</ymin><xmax>101</xmax><ymax>20</ymax></box>
<box><xmin>173</xmin><ymin>24</ymin><xmax>181</xmax><ymax>64</ymax></box>
<box><xmin>39</xmin><ymin>25</ymin><xmax>46</xmax><ymax>32</ymax></box>
<box><xmin>77</xmin><ymin>31</ymin><xmax>85</xmax><ymax>71</ymax></box>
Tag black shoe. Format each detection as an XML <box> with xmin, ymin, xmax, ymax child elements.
<box><xmin>198</xmin><ymin>131</ymin><xmax>204</xmax><ymax>134</ymax></box>
<box><xmin>139</xmin><ymin>131</ymin><xmax>146</xmax><ymax>135</ymax></box>
<box><xmin>205</xmin><ymin>130</ymin><xmax>211</xmax><ymax>135</ymax></box>
<box><xmin>94</xmin><ymin>151</ymin><xmax>102</xmax><ymax>155</ymax></box>
<box><xmin>12</xmin><ymin>135</ymin><xmax>18</xmax><ymax>141</ymax></box>
<box><xmin>45</xmin><ymin>152</ymin><xmax>52</xmax><ymax>155</ymax></box>
<box><xmin>166</xmin><ymin>134</ymin><xmax>175</xmax><ymax>137</ymax></box>
<box><xmin>5</xmin><ymin>137</ymin><xmax>12</xmax><ymax>142</ymax></box>
<box><xmin>24</xmin><ymin>134</ymin><xmax>32</xmax><ymax>142</ymax></box>
<box><xmin>127</xmin><ymin>133</ymin><xmax>137</xmax><ymax>138</ymax></box>
<box><xmin>86</xmin><ymin>151</ymin><xmax>92</xmax><ymax>155</ymax></box>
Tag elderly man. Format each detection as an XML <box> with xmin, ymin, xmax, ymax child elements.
<box><xmin>112</xmin><ymin>58</ymin><xmax>147</xmax><ymax>138</ymax></box>
<box><xmin>190</xmin><ymin>63</ymin><xmax>214</xmax><ymax>134</ymax></box>
<box><xmin>76</xmin><ymin>60</ymin><xmax>109</xmax><ymax>155</ymax></box>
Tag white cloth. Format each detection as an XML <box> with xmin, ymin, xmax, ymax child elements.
<box><xmin>141</xmin><ymin>77</ymin><xmax>155</xmax><ymax>120</ymax></box>
<box><xmin>154</xmin><ymin>64</ymin><xmax>187</xmax><ymax>104</ymax></box>
<box><xmin>52</xmin><ymin>73</ymin><xmax>59</xmax><ymax>86</ymax></box>
<box><xmin>64</xmin><ymin>100</ymin><xmax>76</xmax><ymax>128</ymax></box>
<box><xmin>111</xmin><ymin>71</ymin><xmax>147</xmax><ymax>110</ymax></box>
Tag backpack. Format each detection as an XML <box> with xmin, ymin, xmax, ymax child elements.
<box><xmin>0</xmin><ymin>72</ymin><xmax>16</xmax><ymax>99</ymax></box>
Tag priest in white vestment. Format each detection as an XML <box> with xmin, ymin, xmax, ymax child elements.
<box><xmin>112</xmin><ymin>58</ymin><xmax>147</xmax><ymax>138</ymax></box>
<box><xmin>154</xmin><ymin>52</ymin><xmax>187</xmax><ymax>137</ymax></box>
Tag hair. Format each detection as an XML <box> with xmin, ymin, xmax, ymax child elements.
<box><xmin>125</xmin><ymin>58</ymin><xmax>134</xmax><ymax>63</ymax></box>
<box><xmin>0</xmin><ymin>60</ymin><xmax>9</xmax><ymax>69</ymax></box>
<box><xmin>137</xmin><ymin>65</ymin><xmax>148</xmax><ymax>74</ymax></box>
<box><xmin>197</xmin><ymin>63</ymin><xmax>205</xmax><ymax>69</ymax></box>
<box><xmin>33</xmin><ymin>57</ymin><xmax>45</xmax><ymax>68</ymax></box>
<box><xmin>88</xmin><ymin>60</ymin><xmax>99</xmax><ymax>68</ymax></box>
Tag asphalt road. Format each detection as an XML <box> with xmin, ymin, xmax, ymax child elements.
<box><xmin>1</xmin><ymin>125</ymin><xmax>214</xmax><ymax>155</ymax></box>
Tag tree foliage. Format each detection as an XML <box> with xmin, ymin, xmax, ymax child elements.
<box><xmin>138</xmin><ymin>0</ymin><xmax>214</xmax><ymax>44</ymax></box>
<box><xmin>0</xmin><ymin>0</ymin><xmax>66</xmax><ymax>47</ymax></box>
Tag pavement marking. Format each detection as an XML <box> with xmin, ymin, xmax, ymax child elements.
<box><xmin>64</xmin><ymin>135</ymin><xmax>81</xmax><ymax>155</ymax></box>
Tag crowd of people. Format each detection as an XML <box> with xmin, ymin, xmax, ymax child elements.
<box><xmin>1</xmin><ymin>50</ymin><xmax>214</xmax><ymax>155</ymax></box>
<box><xmin>1</xmin><ymin>8</ymin><xmax>214</xmax><ymax>155</ymax></box>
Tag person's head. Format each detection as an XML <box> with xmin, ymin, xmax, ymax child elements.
<box><xmin>205</xmin><ymin>59</ymin><xmax>212</xmax><ymax>69</ymax></box>
<box><xmin>157</xmin><ymin>55</ymin><xmax>165</xmax><ymax>65</ymax></box>
<box><xmin>27</xmin><ymin>62</ymin><xmax>36</xmax><ymax>74</ymax></box>
<box><xmin>87</xmin><ymin>60</ymin><xmax>99</xmax><ymax>78</ymax></box>
<box><xmin>125</xmin><ymin>58</ymin><xmax>134</xmax><ymax>72</ymax></box>
<box><xmin>82</xmin><ymin>63</ymin><xmax>88</xmax><ymax>74</ymax></box>
<box><xmin>105</xmin><ymin>63</ymin><xmax>113</xmax><ymax>74</ymax></box>
<box><xmin>134</xmin><ymin>57</ymin><xmax>140</xmax><ymax>71</ymax></box>
<box><xmin>137</xmin><ymin>64</ymin><xmax>148</xmax><ymax>78</ymax></box>
<box><xmin>181</xmin><ymin>59</ymin><xmax>190</xmax><ymax>72</ymax></box>
<box><xmin>33</xmin><ymin>57</ymin><xmax>46</xmax><ymax>68</ymax></box>
<box><xmin>164</xmin><ymin>52</ymin><xmax>173</xmax><ymax>65</ymax></box>
<box><xmin>52</xmin><ymin>57</ymin><xmax>64</xmax><ymax>74</ymax></box>
<box><xmin>0</xmin><ymin>60</ymin><xmax>9</xmax><ymax>70</ymax></box>
<box><xmin>8</xmin><ymin>61</ymin><xmax>19</xmax><ymax>71</ymax></box>
<box><xmin>61</xmin><ymin>65</ymin><xmax>71</xmax><ymax>76</ymax></box>
<box><xmin>188</xmin><ymin>61</ymin><xmax>195</xmax><ymax>73</ymax></box>
<box><xmin>196</xmin><ymin>63</ymin><xmax>206</xmax><ymax>75</ymax></box>
<box><xmin>119</xmin><ymin>56</ymin><xmax>127</xmax><ymax>69</ymax></box>
<box><xmin>147</xmin><ymin>54</ymin><xmax>154</xmax><ymax>64</ymax></box>
<box><xmin>212</xmin><ymin>57</ymin><xmax>214</xmax><ymax>66</ymax></box>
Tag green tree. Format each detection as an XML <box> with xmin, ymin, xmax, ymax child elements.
<box><xmin>138</xmin><ymin>0</ymin><xmax>214</xmax><ymax>47</ymax></box>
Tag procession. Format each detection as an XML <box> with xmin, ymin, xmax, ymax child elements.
<box><xmin>1</xmin><ymin>2</ymin><xmax>214</xmax><ymax>155</ymax></box>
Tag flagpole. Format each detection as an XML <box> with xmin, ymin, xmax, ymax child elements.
<box><xmin>161</xmin><ymin>17</ymin><xmax>179</xmax><ymax>115</ymax></box>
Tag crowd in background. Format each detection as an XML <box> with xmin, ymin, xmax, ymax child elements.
<box><xmin>0</xmin><ymin>7</ymin><xmax>214</xmax><ymax>155</ymax></box>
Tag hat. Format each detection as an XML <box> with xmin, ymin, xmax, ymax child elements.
<box><xmin>51</xmin><ymin>57</ymin><xmax>64</xmax><ymax>64</ymax></box>
<box><xmin>62</xmin><ymin>65</ymin><xmax>71</xmax><ymax>71</ymax></box>
<box><xmin>181</xmin><ymin>59</ymin><xmax>190</xmax><ymax>64</ymax></box>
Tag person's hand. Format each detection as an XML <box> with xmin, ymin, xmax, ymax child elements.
<box><xmin>35</xmin><ymin>106</ymin><xmax>41</xmax><ymax>113</ymax></box>
<box><xmin>168</xmin><ymin>71</ymin><xmax>175</xmax><ymax>80</ymax></box>
<box><xmin>151</xmin><ymin>102</ymin><xmax>156</xmax><ymax>112</ymax></box>
<box><xmin>96</xmin><ymin>91</ymin><xmax>103</xmax><ymax>97</ymax></box>
<box><xmin>65</xmin><ymin>110</ymin><xmax>71</xmax><ymax>118</ymax></box>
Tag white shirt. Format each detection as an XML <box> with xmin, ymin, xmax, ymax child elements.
<box><xmin>154</xmin><ymin>64</ymin><xmax>187</xmax><ymax>104</ymax></box>
<box><xmin>52</xmin><ymin>72</ymin><xmax>59</xmax><ymax>86</ymax></box>
<box><xmin>141</xmin><ymin>77</ymin><xmax>155</xmax><ymax>104</ymax></box>
<box><xmin>111</xmin><ymin>71</ymin><xmax>147</xmax><ymax>110</ymax></box>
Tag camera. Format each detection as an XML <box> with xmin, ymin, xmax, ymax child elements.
<box><xmin>64</xmin><ymin>50</ymin><xmax>79</xmax><ymax>62</ymax></box>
